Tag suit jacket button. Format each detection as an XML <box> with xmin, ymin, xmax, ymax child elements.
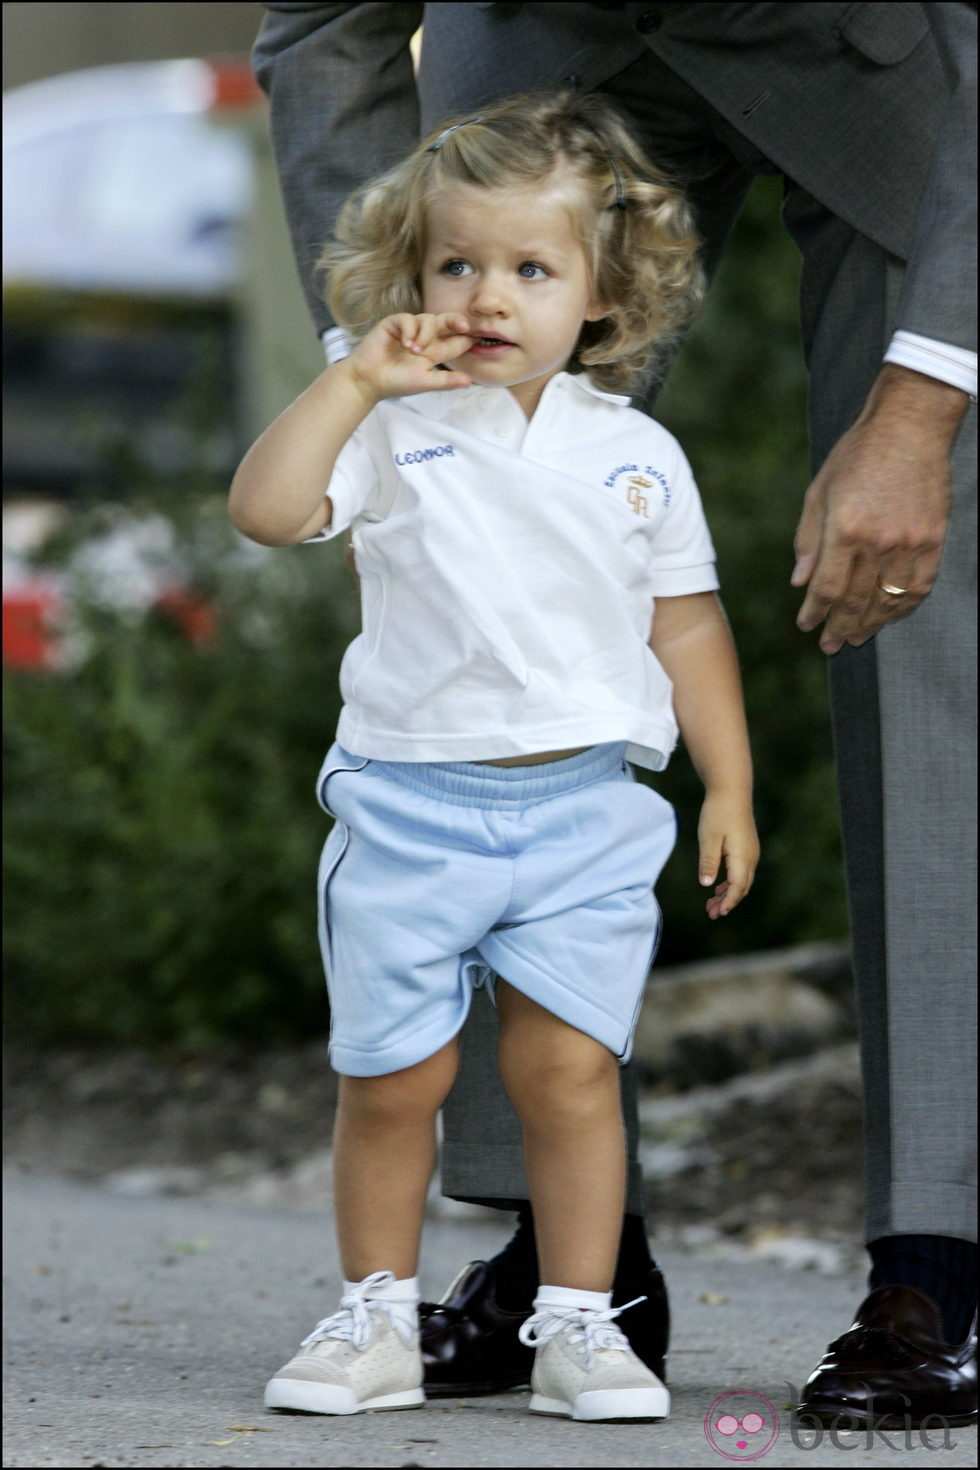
<box><xmin>561</xmin><ymin>74</ymin><xmax>582</xmax><ymax>89</ymax></box>
<box><xmin>636</xmin><ymin>11</ymin><xmax>662</xmax><ymax>33</ymax></box>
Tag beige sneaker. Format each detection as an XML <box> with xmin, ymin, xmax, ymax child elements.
<box><xmin>519</xmin><ymin>1302</ymin><xmax>670</xmax><ymax>1421</ymax></box>
<box><xmin>264</xmin><ymin>1272</ymin><xmax>425</xmax><ymax>1416</ymax></box>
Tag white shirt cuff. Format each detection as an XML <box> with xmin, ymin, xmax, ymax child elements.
<box><xmin>884</xmin><ymin>331</ymin><xmax>977</xmax><ymax>400</ymax></box>
<box><xmin>322</xmin><ymin>327</ymin><xmax>352</xmax><ymax>365</ymax></box>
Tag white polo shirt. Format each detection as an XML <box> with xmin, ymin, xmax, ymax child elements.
<box><xmin>311</xmin><ymin>371</ymin><xmax>719</xmax><ymax>771</ymax></box>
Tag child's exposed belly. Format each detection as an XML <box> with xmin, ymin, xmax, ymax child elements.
<box><xmin>476</xmin><ymin>747</ymin><xmax>591</xmax><ymax>767</ymax></box>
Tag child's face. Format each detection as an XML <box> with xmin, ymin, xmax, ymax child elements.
<box><xmin>420</xmin><ymin>182</ymin><xmax>606</xmax><ymax>418</ymax></box>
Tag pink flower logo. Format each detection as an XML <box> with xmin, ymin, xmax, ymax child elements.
<box><xmin>704</xmin><ymin>1390</ymin><xmax>780</xmax><ymax>1459</ymax></box>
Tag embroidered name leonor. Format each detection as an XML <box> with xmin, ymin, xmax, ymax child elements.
<box><xmin>394</xmin><ymin>445</ymin><xmax>456</xmax><ymax>465</ymax></box>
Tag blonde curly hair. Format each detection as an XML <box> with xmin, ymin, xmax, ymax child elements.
<box><xmin>321</xmin><ymin>89</ymin><xmax>703</xmax><ymax>395</ymax></box>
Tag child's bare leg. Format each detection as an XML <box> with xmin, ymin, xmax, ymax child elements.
<box><xmin>495</xmin><ymin>981</ymin><xmax>625</xmax><ymax>1292</ymax></box>
<box><xmin>332</xmin><ymin>1038</ymin><xmax>459</xmax><ymax>1281</ymax></box>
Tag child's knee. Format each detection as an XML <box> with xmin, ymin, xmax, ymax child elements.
<box><xmin>339</xmin><ymin>1040</ymin><xmax>459</xmax><ymax>1126</ymax></box>
<box><xmin>500</xmin><ymin>1027</ymin><xmax>619</xmax><ymax>1125</ymax></box>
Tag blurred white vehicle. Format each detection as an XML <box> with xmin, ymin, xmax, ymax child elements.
<box><xmin>3</xmin><ymin>58</ymin><xmax>264</xmax><ymax>666</ymax></box>
<box><xmin>3</xmin><ymin>57</ymin><xmax>258</xmax><ymax>298</ymax></box>
<box><xmin>3</xmin><ymin>58</ymin><xmax>263</xmax><ymax>497</ymax></box>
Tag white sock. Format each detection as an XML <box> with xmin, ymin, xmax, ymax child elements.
<box><xmin>535</xmin><ymin>1284</ymin><xmax>613</xmax><ymax>1315</ymax></box>
<box><xmin>345</xmin><ymin>1274</ymin><xmax>420</xmax><ymax>1334</ymax></box>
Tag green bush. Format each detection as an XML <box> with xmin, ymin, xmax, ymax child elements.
<box><xmin>4</xmin><ymin>502</ymin><xmax>360</xmax><ymax>1047</ymax></box>
<box><xmin>3</xmin><ymin>179</ymin><xmax>846</xmax><ymax>1047</ymax></box>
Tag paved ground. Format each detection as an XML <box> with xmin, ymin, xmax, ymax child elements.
<box><xmin>4</xmin><ymin>1170</ymin><xmax>976</xmax><ymax>1469</ymax></box>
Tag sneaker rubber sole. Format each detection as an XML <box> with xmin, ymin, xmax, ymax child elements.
<box><xmin>264</xmin><ymin>1379</ymin><xmax>426</xmax><ymax>1415</ymax></box>
<box><xmin>529</xmin><ymin>1383</ymin><xmax>670</xmax><ymax>1422</ymax></box>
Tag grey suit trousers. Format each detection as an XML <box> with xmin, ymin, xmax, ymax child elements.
<box><xmin>808</xmin><ymin>236</ymin><xmax>977</xmax><ymax>1245</ymax></box>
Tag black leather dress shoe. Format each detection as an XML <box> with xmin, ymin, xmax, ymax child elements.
<box><xmin>614</xmin><ymin>1264</ymin><xmax>671</xmax><ymax>1383</ymax></box>
<box><xmin>420</xmin><ymin>1259</ymin><xmax>670</xmax><ymax>1396</ymax></box>
<box><xmin>419</xmin><ymin>1261</ymin><xmax>534</xmax><ymax>1396</ymax></box>
<box><xmin>798</xmin><ymin>1285</ymin><xmax>978</xmax><ymax>1428</ymax></box>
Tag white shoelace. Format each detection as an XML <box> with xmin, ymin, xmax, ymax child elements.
<box><xmin>518</xmin><ymin>1296</ymin><xmax>645</xmax><ymax>1370</ymax></box>
<box><xmin>301</xmin><ymin>1270</ymin><xmax>417</xmax><ymax>1352</ymax></box>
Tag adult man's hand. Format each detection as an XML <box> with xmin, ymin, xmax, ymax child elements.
<box><xmin>791</xmin><ymin>364</ymin><xmax>968</xmax><ymax>654</ymax></box>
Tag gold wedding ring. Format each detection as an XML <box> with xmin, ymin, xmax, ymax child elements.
<box><xmin>877</xmin><ymin>579</ymin><xmax>910</xmax><ymax>596</ymax></box>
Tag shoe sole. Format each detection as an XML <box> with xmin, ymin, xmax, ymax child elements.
<box><xmin>798</xmin><ymin>1405</ymin><xmax>978</xmax><ymax>1430</ymax></box>
<box><xmin>530</xmin><ymin>1385</ymin><xmax>670</xmax><ymax>1422</ymax></box>
<box><xmin>264</xmin><ymin>1379</ymin><xmax>426</xmax><ymax>1416</ymax></box>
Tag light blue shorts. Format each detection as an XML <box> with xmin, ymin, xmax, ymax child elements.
<box><xmin>315</xmin><ymin>742</ymin><xmax>677</xmax><ymax>1077</ymax></box>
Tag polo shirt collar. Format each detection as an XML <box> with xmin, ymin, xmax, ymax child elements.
<box><xmin>403</xmin><ymin>371</ymin><xmax>630</xmax><ymax>424</ymax></box>
<box><xmin>557</xmin><ymin>372</ymin><xmax>631</xmax><ymax>408</ymax></box>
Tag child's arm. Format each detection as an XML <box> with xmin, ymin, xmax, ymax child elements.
<box><xmin>228</xmin><ymin>314</ymin><xmax>474</xmax><ymax>546</ymax></box>
<box><xmin>649</xmin><ymin>591</ymin><xmax>760</xmax><ymax>918</ymax></box>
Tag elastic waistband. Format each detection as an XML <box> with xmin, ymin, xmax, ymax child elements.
<box><xmin>368</xmin><ymin>743</ymin><xmax>628</xmax><ymax>808</ymax></box>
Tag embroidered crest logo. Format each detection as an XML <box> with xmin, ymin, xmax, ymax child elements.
<box><xmin>626</xmin><ymin>474</ymin><xmax>654</xmax><ymax>518</ymax></box>
<box><xmin>602</xmin><ymin>461</ymin><xmax>671</xmax><ymax>509</ymax></box>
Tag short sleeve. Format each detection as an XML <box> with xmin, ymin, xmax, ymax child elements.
<box><xmin>647</xmin><ymin>442</ymin><xmax>719</xmax><ymax>595</ymax></box>
<box><xmin>303</xmin><ymin>416</ymin><xmax>385</xmax><ymax>543</ymax></box>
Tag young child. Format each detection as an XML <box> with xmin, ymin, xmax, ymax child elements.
<box><xmin>229</xmin><ymin>90</ymin><xmax>758</xmax><ymax>1424</ymax></box>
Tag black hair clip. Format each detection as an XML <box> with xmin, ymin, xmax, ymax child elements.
<box><xmin>426</xmin><ymin>117</ymin><xmax>487</xmax><ymax>152</ymax></box>
<box><xmin>606</xmin><ymin>153</ymin><xmax>628</xmax><ymax>210</ymax></box>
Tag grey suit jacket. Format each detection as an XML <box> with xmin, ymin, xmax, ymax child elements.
<box><xmin>253</xmin><ymin>1</ymin><xmax>976</xmax><ymax>352</ymax></box>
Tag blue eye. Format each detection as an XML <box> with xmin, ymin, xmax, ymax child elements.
<box><xmin>443</xmin><ymin>259</ymin><xmax>472</xmax><ymax>277</ymax></box>
<box><xmin>518</xmin><ymin>262</ymin><xmax>548</xmax><ymax>280</ymax></box>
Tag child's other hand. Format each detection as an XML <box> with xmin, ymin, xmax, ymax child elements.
<box><xmin>349</xmin><ymin>313</ymin><xmax>475</xmax><ymax>401</ymax></box>
<box><xmin>696</xmin><ymin>792</ymin><xmax>759</xmax><ymax>919</ymax></box>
